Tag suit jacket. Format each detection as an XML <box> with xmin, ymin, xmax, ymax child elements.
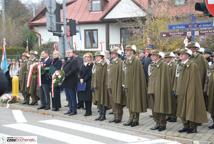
<box><xmin>62</xmin><ymin>57</ymin><xmax>79</xmax><ymax>90</ymax></box>
<box><xmin>41</xmin><ymin>57</ymin><xmax>52</xmax><ymax>86</ymax></box>
<box><xmin>49</xmin><ymin>58</ymin><xmax>62</xmax><ymax>76</ymax></box>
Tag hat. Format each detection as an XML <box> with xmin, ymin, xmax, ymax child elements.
<box><xmin>165</xmin><ymin>52</ymin><xmax>175</xmax><ymax>58</ymax></box>
<box><xmin>186</xmin><ymin>42</ymin><xmax>200</xmax><ymax>49</ymax></box>
<box><xmin>125</xmin><ymin>45</ymin><xmax>137</xmax><ymax>52</ymax></box>
<box><xmin>22</xmin><ymin>52</ymin><xmax>30</xmax><ymax>58</ymax></box>
<box><xmin>151</xmin><ymin>50</ymin><xmax>161</xmax><ymax>56</ymax></box>
<box><xmin>179</xmin><ymin>49</ymin><xmax>192</xmax><ymax>56</ymax></box>
<box><xmin>110</xmin><ymin>47</ymin><xmax>122</xmax><ymax>55</ymax></box>
<box><xmin>94</xmin><ymin>51</ymin><xmax>105</xmax><ymax>57</ymax></box>
<box><xmin>30</xmin><ymin>50</ymin><xmax>38</xmax><ymax>56</ymax></box>
<box><xmin>197</xmin><ymin>47</ymin><xmax>205</xmax><ymax>54</ymax></box>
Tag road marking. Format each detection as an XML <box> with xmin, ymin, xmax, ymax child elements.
<box><xmin>129</xmin><ymin>139</ymin><xmax>180</xmax><ymax>144</ymax></box>
<box><xmin>0</xmin><ymin>133</ymin><xmax>10</xmax><ymax>137</ymax></box>
<box><xmin>12</xmin><ymin>110</ymin><xmax>27</xmax><ymax>123</ymax></box>
<box><xmin>4</xmin><ymin>123</ymin><xmax>105</xmax><ymax>144</ymax></box>
<box><xmin>40</xmin><ymin>119</ymin><xmax>149</xmax><ymax>143</ymax></box>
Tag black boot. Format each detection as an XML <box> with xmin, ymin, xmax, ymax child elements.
<box><xmin>99</xmin><ymin>115</ymin><xmax>106</xmax><ymax>121</ymax></box>
<box><xmin>187</xmin><ymin>128</ymin><xmax>197</xmax><ymax>133</ymax></box>
<box><xmin>123</xmin><ymin>121</ymin><xmax>132</xmax><ymax>126</ymax></box>
<box><xmin>178</xmin><ymin>128</ymin><xmax>189</xmax><ymax>133</ymax></box>
<box><xmin>209</xmin><ymin>124</ymin><xmax>214</xmax><ymax>129</ymax></box>
<box><xmin>95</xmin><ymin>116</ymin><xmax>101</xmax><ymax>121</ymax></box>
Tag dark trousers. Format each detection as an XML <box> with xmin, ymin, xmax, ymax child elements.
<box><xmin>40</xmin><ymin>84</ymin><xmax>51</xmax><ymax>108</ymax></box>
<box><xmin>113</xmin><ymin>103</ymin><xmax>123</xmax><ymax>121</ymax></box>
<box><xmin>65</xmin><ymin>88</ymin><xmax>77</xmax><ymax>113</ymax></box>
<box><xmin>85</xmin><ymin>101</ymin><xmax>92</xmax><ymax>114</ymax></box>
<box><xmin>182</xmin><ymin>119</ymin><xmax>197</xmax><ymax>129</ymax></box>
<box><xmin>150</xmin><ymin>94</ymin><xmax>167</xmax><ymax>127</ymax></box>
<box><xmin>128</xmin><ymin>109</ymin><xmax>139</xmax><ymax>123</ymax></box>
<box><xmin>52</xmin><ymin>86</ymin><xmax>61</xmax><ymax>109</ymax></box>
<box><xmin>153</xmin><ymin>112</ymin><xmax>167</xmax><ymax>127</ymax></box>
<box><xmin>98</xmin><ymin>105</ymin><xmax>107</xmax><ymax>117</ymax></box>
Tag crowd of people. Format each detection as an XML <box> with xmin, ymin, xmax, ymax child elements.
<box><xmin>1</xmin><ymin>41</ymin><xmax>214</xmax><ymax>134</ymax></box>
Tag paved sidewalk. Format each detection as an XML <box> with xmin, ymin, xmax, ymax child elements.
<box><xmin>1</xmin><ymin>92</ymin><xmax>214</xmax><ymax>144</ymax></box>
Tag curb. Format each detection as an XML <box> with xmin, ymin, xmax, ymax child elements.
<box><xmin>1</xmin><ymin>102</ymin><xmax>213</xmax><ymax>144</ymax></box>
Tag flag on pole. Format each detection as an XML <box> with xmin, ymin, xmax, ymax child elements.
<box><xmin>1</xmin><ymin>38</ymin><xmax>8</xmax><ymax>73</ymax></box>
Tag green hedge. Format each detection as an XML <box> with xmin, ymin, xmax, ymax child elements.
<box><xmin>0</xmin><ymin>47</ymin><xmax>25</xmax><ymax>59</ymax></box>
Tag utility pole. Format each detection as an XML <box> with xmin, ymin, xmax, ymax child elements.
<box><xmin>1</xmin><ymin>0</ymin><xmax>5</xmax><ymax>38</ymax></box>
<box><xmin>62</xmin><ymin>0</ymin><xmax>68</xmax><ymax>56</ymax></box>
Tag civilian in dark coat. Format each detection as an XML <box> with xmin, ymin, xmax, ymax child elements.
<box><xmin>38</xmin><ymin>51</ymin><xmax>52</xmax><ymax>110</ymax></box>
<box><xmin>0</xmin><ymin>69</ymin><xmax>8</xmax><ymax>96</ymax></box>
<box><xmin>77</xmin><ymin>53</ymin><xmax>93</xmax><ymax>116</ymax></box>
<box><xmin>50</xmin><ymin>51</ymin><xmax>62</xmax><ymax>111</ymax></box>
<box><xmin>141</xmin><ymin>49</ymin><xmax>152</xmax><ymax>83</ymax></box>
<box><xmin>75</xmin><ymin>52</ymin><xmax>84</xmax><ymax>109</ymax></box>
<box><xmin>63</xmin><ymin>50</ymin><xmax>79</xmax><ymax>115</ymax></box>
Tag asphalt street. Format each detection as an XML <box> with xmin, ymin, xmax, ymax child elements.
<box><xmin>0</xmin><ymin>107</ymin><xmax>180</xmax><ymax>144</ymax></box>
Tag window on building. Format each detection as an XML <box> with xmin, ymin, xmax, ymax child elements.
<box><xmin>175</xmin><ymin>0</ymin><xmax>186</xmax><ymax>5</ymax></box>
<box><xmin>120</xmin><ymin>28</ymin><xmax>133</xmax><ymax>45</ymax></box>
<box><xmin>85</xmin><ymin>29</ymin><xmax>98</xmax><ymax>49</ymax></box>
<box><xmin>91</xmin><ymin>0</ymin><xmax>102</xmax><ymax>11</ymax></box>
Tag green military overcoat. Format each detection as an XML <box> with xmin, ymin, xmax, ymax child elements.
<box><xmin>19</xmin><ymin>61</ymin><xmax>28</xmax><ymax>94</ymax></box>
<box><xmin>109</xmin><ymin>58</ymin><xmax>126</xmax><ymax>105</ymax></box>
<box><xmin>148</xmin><ymin>60</ymin><xmax>172</xmax><ymax>114</ymax></box>
<box><xmin>91</xmin><ymin>60</ymin><xmax>110</xmax><ymax>107</ymax></box>
<box><xmin>168</xmin><ymin>61</ymin><xmax>177</xmax><ymax>114</ymax></box>
<box><xmin>124</xmin><ymin>56</ymin><xmax>148</xmax><ymax>113</ymax></box>
<box><xmin>176</xmin><ymin>60</ymin><xmax>208</xmax><ymax>123</ymax></box>
<box><xmin>207</xmin><ymin>70</ymin><xmax>214</xmax><ymax>116</ymax></box>
<box><xmin>191</xmin><ymin>53</ymin><xmax>208</xmax><ymax>88</ymax></box>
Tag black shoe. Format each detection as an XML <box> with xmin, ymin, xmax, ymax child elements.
<box><xmin>123</xmin><ymin>121</ymin><xmax>132</xmax><ymax>126</ymax></box>
<box><xmin>168</xmin><ymin>118</ymin><xmax>177</xmax><ymax>122</ymax></box>
<box><xmin>208</xmin><ymin>124</ymin><xmax>214</xmax><ymax>129</ymax></box>
<box><xmin>114</xmin><ymin>119</ymin><xmax>121</xmax><ymax>123</ymax></box>
<box><xmin>69</xmin><ymin>112</ymin><xmax>77</xmax><ymax>116</ymax></box>
<box><xmin>178</xmin><ymin>128</ymin><xmax>189</xmax><ymax>133</ymax></box>
<box><xmin>95</xmin><ymin>116</ymin><xmax>101</xmax><ymax>121</ymax></box>
<box><xmin>158</xmin><ymin>126</ymin><xmax>166</xmax><ymax>131</ymax></box>
<box><xmin>52</xmin><ymin>108</ymin><xmax>59</xmax><ymax>111</ymax></box>
<box><xmin>29</xmin><ymin>101</ymin><xmax>38</xmax><ymax>105</ymax></box>
<box><xmin>99</xmin><ymin>116</ymin><xmax>106</xmax><ymax>121</ymax></box>
<box><xmin>64</xmin><ymin>111</ymin><xmax>71</xmax><ymax>115</ymax></box>
<box><xmin>44</xmin><ymin>107</ymin><xmax>50</xmax><ymax>110</ymax></box>
<box><xmin>109</xmin><ymin>119</ymin><xmax>116</xmax><ymax>123</ymax></box>
<box><xmin>187</xmin><ymin>128</ymin><xmax>197</xmax><ymax>133</ymax></box>
<box><xmin>109</xmin><ymin>111</ymin><xmax>114</xmax><ymax>115</ymax></box>
<box><xmin>84</xmin><ymin>113</ymin><xmax>92</xmax><ymax>116</ymax></box>
<box><xmin>131</xmin><ymin>122</ymin><xmax>139</xmax><ymax>127</ymax></box>
<box><xmin>22</xmin><ymin>101</ymin><xmax>29</xmax><ymax>105</ymax></box>
<box><xmin>37</xmin><ymin>106</ymin><xmax>45</xmax><ymax>110</ymax></box>
<box><xmin>166</xmin><ymin>117</ymin><xmax>170</xmax><ymax>121</ymax></box>
<box><xmin>150</xmin><ymin>125</ymin><xmax>159</xmax><ymax>130</ymax></box>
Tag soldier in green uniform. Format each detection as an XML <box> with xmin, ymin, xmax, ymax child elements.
<box><xmin>108</xmin><ymin>47</ymin><xmax>125</xmax><ymax>123</ymax></box>
<box><xmin>164</xmin><ymin>52</ymin><xmax>177</xmax><ymax>122</ymax></box>
<box><xmin>206</xmin><ymin>61</ymin><xmax>214</xmax><ymax>129</ymax></box>
<box><xmin>176</xmin><ymin>49</ymin><xmax>208</xmax><ymax>133</ymax></box>
<box><xmin>19</xmin><ymin>52</ymin><xmax>30</xmax><ymax>104</ymax></box>
<box><xmin>92</xmin><ymin>51</ymin><xmax>109</xmax><ymax>121</ymax></box>
<box><xmin>148</xmin><ymin>50</ymin><xmax>172</xmax><ymax>131</ymax></box>
<box><xmin>123</xmin><ymin>45</ymin><xmax>148</xmax><ymax>127</ymax></box>
<box><xmin>187</xmin><ymin>42</ymin><xmax>208</xmax><ymax>107</ymax></box>
<box><xmin>27</xmin><ymin>51</ymin><xmax>39</xmax><ymax>105</ymax></box>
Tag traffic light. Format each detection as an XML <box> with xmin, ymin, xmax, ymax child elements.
<box><xmin>69</xmin><ymin>19</ymin><xmax>76</xmax><ymax>36</ymax></box>
<box><xmin>45</xmin><ymin>0</ymin><xmax>62</xmax><ymax>35</ymax></box>
<box><xmin>195</xmin><ymin>2</ymin><xmax>212</xmax><ymax>17</ymax></box>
